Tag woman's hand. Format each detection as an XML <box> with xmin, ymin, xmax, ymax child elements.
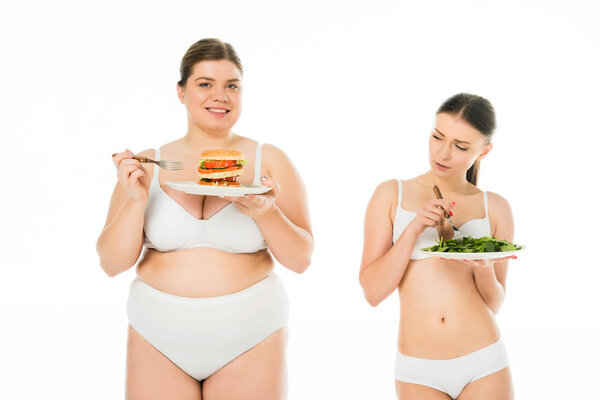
<box><xmin>407</xmin><ymin>199</ymin><xmax>454</xmax><ymax>235</ymax></box>
<box><xmin>224</xmin><ymin>176</ymin><xmax>281</xmax><ymax>219</ymax></box>
<box><xmin>112</xmin><ymin>150</ymin><xmax>150</xmax><ymax>204</ymax></box>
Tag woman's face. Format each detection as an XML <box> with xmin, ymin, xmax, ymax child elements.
<box><xmin>177</xmin><ymin>59</ymin><xmax>242</xmax><ymax>134</ymax></box>
<box><xmin>428</xmin><ymin>112</ymin><xmax>492</xmax><ymax>178</ymax></box>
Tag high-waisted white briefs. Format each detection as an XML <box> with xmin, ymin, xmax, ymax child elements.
<box><xmin>127</xmin><ymin>273</ymin><xmax>289</xmax><ymax>381</ymax></box>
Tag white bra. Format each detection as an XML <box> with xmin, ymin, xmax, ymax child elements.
<box><xmin>143</xmin><ymin>144</ymin><xmax>268</xmax><ymax>253</ymax></box>
<box><xmin>392</xmin><ymin>179</ymin><xmax>492</xmax><ymax>260</ymax></box>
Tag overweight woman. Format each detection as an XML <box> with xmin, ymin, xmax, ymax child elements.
<box><xmin>360</xmin><ymin>93</ymin><xmax>516</xmax><ymax>399</ymax></box>
<box><xmin>96</xmin><ymin>38</ymin><xmax>313</xmax><ymax>400</ymax></box>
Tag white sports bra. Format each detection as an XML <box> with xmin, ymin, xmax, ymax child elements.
<box><xmin>143</xmin><ymin>144</ymin><xmax>268</xmax><ymax>253</ymax></box>
<box><xmin>392</xmin><ymin>179</ymin><xmax>492</xmax><ymax>260</ymax></box>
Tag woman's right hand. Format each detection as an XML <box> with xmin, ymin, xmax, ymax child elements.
<box><xmin>407</xmin><ymin>199</ymin><xmax>454</xmax><ymax>235</ymax></box>
<box><xmin>112</xmin><ymin>150</ymin><xmax>150</xmax><ymax>203</ymax></box>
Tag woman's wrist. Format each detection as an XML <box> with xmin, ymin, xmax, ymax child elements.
<box><xmin>405</xmin><ymin>219</ymin><xmax>424</xmax><ymax>238</ymax></box>
<box><xmin>126</xmin><ymin>196</ymin><xmax>148</xmax><ymax>209</ymax></box>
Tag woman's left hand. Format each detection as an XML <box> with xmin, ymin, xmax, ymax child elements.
<box><xmin>224</xmin><ymin>176</ymin><xmax>281</xmax><ymax>219</ymax></box>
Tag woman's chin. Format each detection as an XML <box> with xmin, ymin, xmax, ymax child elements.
<box><xmin>430</xmin><ymin>164</ymin><xmax>464</xmax><ymax>179</ymax></box>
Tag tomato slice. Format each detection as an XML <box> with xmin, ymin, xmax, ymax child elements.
<box><xmin>203</xmin><ymin>160</ymin><xmax>237</xmax><ymax>169</ymax></box>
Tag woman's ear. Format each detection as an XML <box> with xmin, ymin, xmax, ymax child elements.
<box><xmin>176</xmin><ymin>83</ymin><xmax>185</xmax><ymax>104</ymax></box>
<box><xmin>477</xmin><ymin>142</ymin><xmax>493</xmax><ymax>161</ymax></box>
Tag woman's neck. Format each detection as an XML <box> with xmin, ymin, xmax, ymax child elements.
<box><xmin>182</xmin><ymin>124</ymin><xmax>235</xmax><ymax>152</ymax></box>
<box><xmin>423</xmin><ymin>170</ymin><xmax>472</xmax><ymax>194</ymax></box>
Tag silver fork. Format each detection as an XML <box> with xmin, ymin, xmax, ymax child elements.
<box><xmin>433</xmin><ymin>185</ymin><xmax>463</xmax><ymax>240</ymax></box>
<box><xmin>111</xmin><ymin>153</ymin><xmax>183</xmax><ymax>170</ymax></box>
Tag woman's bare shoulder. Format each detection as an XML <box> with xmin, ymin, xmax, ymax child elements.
<box><xmin>260</xmin><ymin>143</ymin><xmax>295</xmax><ymax>175</ymax></box>
<box><xmin>369</xmin><ymin>179</ymin><xmax>400</xmax><ymax>210</ymax></box>
<box><xmin>486</xmin><ymin>191</ymin><xmax>512</xmax><ymax>211</ymax></box>
<box><xmin>375</xmin><ymin>179</ymin><xmax>400</xmax><ymax>195</ymax></box>
<box><xmin>261</xmin><ymin>142</ymin><xmax>285</xmax><ymax>159</ymax></box>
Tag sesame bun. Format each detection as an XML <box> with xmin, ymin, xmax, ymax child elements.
<box><xmin>198</xmin><ymin>169</ymin><xmax>245</xmax><ymax>180</ymax></box>
<box><xmin>199</xmin><ymin>149</ymin><xmax>246</xmax><ymax>161</ymax></box>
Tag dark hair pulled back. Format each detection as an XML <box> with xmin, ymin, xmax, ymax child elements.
<box><xmin>436</xmin><ymin>93</ymin><xmax>496</xmax><ymax>186</ymax></box>
<box><xmin>178</xmin><ymin>38</ymin><xmax>243</xmax><ymax>87</ymax></box>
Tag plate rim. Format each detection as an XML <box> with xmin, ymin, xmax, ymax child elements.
<box><xmin>419</xmin><ymin>245</ymin><xmax>525</xmax><ymax>259</ymax></box>
<box><xmin>164</xmin><ymin>181</ymin><xmax>272</xmax><ymax>196</ymax></box>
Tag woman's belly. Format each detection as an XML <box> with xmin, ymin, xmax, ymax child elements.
<box><xmin>136</xmin><ymin>247</ymin><xmax>274</xmax><ymax>298</ymax></box>
<box><xmin>397</xmin><ymin>258</ymin><xmax>500</xmax><ymax>359</ymax></box>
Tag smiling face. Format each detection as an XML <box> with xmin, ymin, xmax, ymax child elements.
<box><xmin>177</xmin><ymin>59</ymin><xmax>242</xmax><ymax>134</ymax></box>
<box><xmin>429</xmin><ymin>112</ymin><xmax>493</xmax><ymax>178</ymax></box>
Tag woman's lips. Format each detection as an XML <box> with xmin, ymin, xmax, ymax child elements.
<box><xmin>434</xmin><ymin>161</ymin><xmax>450</xmax><ymax>170</ymax></box>
<box><xmin>206</xmin><ymin>107</ymin><xmax>230</xmax><ymax>118</ymax></box>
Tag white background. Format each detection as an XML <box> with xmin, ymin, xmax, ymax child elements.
<box><xmin>1</xmin><ymin>0</ymin><xmax>599</xmax><ymax>399</ymax></box>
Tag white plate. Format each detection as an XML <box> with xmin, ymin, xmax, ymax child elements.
<box><xmin>165</xmin><ymin>181</ymin><xmax>272</xmax><ymax>197</ymax></box>
<box><xmin>419</xmin><ymin>246</ymin><xmax>525</xmax><ymax>260</ymax></box>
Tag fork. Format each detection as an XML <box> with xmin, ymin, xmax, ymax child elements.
<box><xmin>111</xmin><ymin>153</ymin><xmax>183</xmax><ymax>170</ymax></box>
<box><xmin>433</xmin><ymin>185</ymin><xmax>462</xmax><ymax>240</ymax></box>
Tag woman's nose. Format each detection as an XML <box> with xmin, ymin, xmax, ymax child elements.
<box><xmin>212</xmin><ymin>87</ymin><xmax>228</xmax><ymax>102</ymax></box>
<box><xmin>439</xmin><ymin>144</ymin><xmax>452</xmax><ymax>160</ymax></box>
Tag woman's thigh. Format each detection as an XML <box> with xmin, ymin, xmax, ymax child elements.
<box><xmin>396</xmin><ymin>381</ymin><xmax>452</xmax><ymax>400</ymax></box>
<box><xmin>202</xmin><ymin>327</ymin><xmax>288</xmax><ymax>400</ymax></box>
<box><xmin>457</xmin><ymin>367</ymin><xmax>514</xmax><ymax>400</ymax></box>
<box><xmin>126</xmin><ymin>325</ymin><xmax>202</xmax><ymax>400</ymax></box>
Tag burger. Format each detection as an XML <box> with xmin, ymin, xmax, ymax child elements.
<box><xmin>197</xmin><ymin>149</ymin><xmax>248</xmax><ymax>186</ymax></box>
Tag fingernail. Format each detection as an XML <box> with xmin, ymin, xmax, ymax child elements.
<box><xmin>127</xmin><ymin>150</ymin><xmax>134</xmax><ymax>156</ymax></box>
<box><xmin>512</xmin><ymin>256</ymin><xmax>517</xmax><ymax>259</ymax></box>
<box><xmin>449</xmin><ymin>211</ymin><xmax>454</xmax><ymax>216</ymax></box>
<box><xmin>244</xmin><ymin>195</ymin><xmax>250</xmax><ymax>199</ymax></box>
<box><xmin>451</xmin><ymin>202</ymin><xmax>456</xmax><ymax>207</ymax></box>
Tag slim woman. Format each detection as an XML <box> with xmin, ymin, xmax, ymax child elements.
<box><xmin>96</xmin><ymin>38</ymin><xmax>313</xmax><ymax>400</ymax></box>
<box><xmin>360</xmin><ymin>93</ymin><xmax>516</xmax><ymax>399</ymax></box>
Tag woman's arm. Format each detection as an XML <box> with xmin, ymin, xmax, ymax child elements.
<box><xmin>359</xmin><ymin>180</ymin><xmax>453</xmax><ymax>306</ymax></box>
<box><xmin>226</xmin><ymin>144</ymin><xmax>313</xmax><ymax>273</ymax></box>
<box><xmin>469</xmin><ymin>192</ymin><xmax>515</xmax><ymax>314</ymax></box>
<box><xmin>96</xmin><ymin>149</ymin><xmax>153</xmax><ymax>277</ymax></box>
<box><xmin>359</xmin><ymin>180</ymin><xmax>414</xmax><ymax>306</ymax></box>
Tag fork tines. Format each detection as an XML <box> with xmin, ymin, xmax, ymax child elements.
<box><xmin>159</xmin><ymin>161</ymin><xmax>183</xmax><ymax>170</ymax></box>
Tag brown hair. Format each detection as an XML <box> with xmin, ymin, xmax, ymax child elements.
<box><xmin>178</xmin><ymin>38</ymin><xmax>243</xmax><ymax>87</ymax></box>
<box><xmin>436</xmin><ymin>93</ymin><xmax>496</xmax><ymax>186</ymax></box>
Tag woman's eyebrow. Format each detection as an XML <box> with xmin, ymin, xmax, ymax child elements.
<box><xmin>434</xmin><ymin>128</ymin><xmax>471</xmax><ymax>144</ymax></box>
<box><xmin>193</xmin><ymin>77</ymin><xmax>240</xmax><ymax>83</ymax></box>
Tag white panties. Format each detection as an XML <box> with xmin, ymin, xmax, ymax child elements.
<box><xmin>127</xmin><ymin>273</ymin><xmax>289</xmax><ymax>381</ymax></box>
<box><xmin>395</xmin><ymin>339</ymin><xmax>509</xmax><ymax>399</ymax></box>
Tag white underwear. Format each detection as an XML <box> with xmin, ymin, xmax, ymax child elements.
<box><xmin>395</xmin><ymin>338</ymin><xmax>509</xmax><ymax>399</ymax></box>
<box><xmin>127</xmin><ymin>273</ymin><xmax>289</xmax><ymax>381</ymax></box>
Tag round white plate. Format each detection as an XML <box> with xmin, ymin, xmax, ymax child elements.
<box><xmin>165</xmin><ymin>181</ymin><xmax>272</xmax><ymax>197</ymax></box>
<box><xmin>419</xmin><ymin>246</ymin><xmax>525</xmax><ymax>260</ymax></box>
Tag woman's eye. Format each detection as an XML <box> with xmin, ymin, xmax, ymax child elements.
<box><xmin>199</xmin><ymin>83</ymin><xmax>211</xmax><ymax>88</ymax></box>
<box><xmin>432</xmin><ymin>135</ymin><xmax>441</xmax><ymax>140</ymax></box>
<box><xmin>227</xmin><ymin>84</ymin><xmax>239</xmax><ymax>89</ymax></box>
<box><xmin>456</xmin><ymin>145</ymin><xmax>468</xmax><ymax>151</ymax></box>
